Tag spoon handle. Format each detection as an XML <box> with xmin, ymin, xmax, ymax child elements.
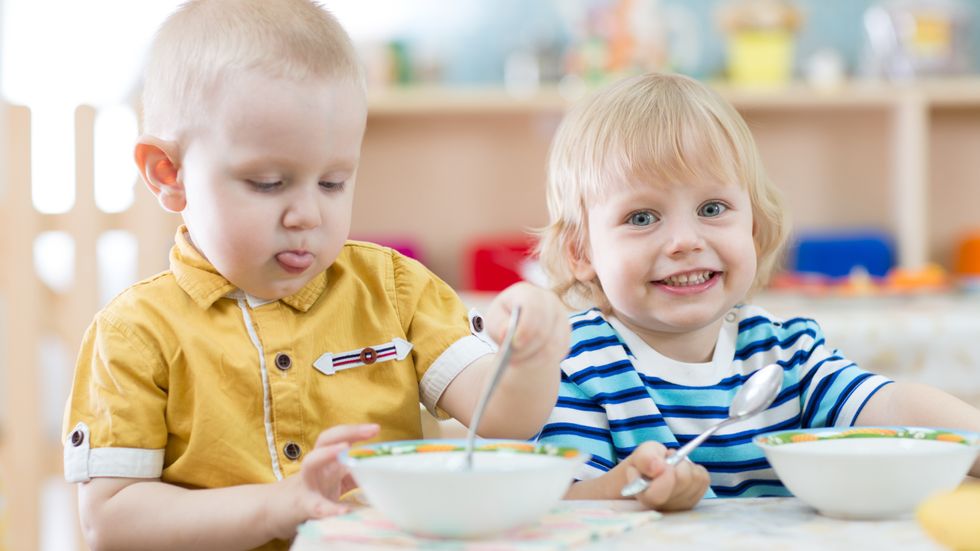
<box><xmin>463</xmin><ymin>306</ymin><xmax>522</xmax><ymax>469</ymax></box>
<box><xmin>620</xmin><ymin>419</ymin><xmax>730</xmax><ymax>497</ymax></box>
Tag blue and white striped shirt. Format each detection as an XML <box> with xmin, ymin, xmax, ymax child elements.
<box><xmin>536</xmin><ymin>305</ymin><xmax>892</xmax><ymax>498</ymax></box>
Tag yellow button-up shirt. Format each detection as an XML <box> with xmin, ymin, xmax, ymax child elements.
<box><xmin>64</xmin><ymin>228</ymin><xmax>492</xmax><ymax>493</ymax></box>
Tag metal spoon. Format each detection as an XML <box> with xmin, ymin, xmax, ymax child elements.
<box><xmin>462</xmin><ymin>306</ymin><xmax>522</xmax><ymax>470</ymax></box>
<box><xmin>620</xmin><ymin>362</ymin><xmax>784</xmax><ymax>497</ymax></box>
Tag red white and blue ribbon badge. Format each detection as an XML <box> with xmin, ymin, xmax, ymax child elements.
<box><xmin>313</xmin><ymin>338</ymin><xmax>413</xmax><ymax>376</ymax></box>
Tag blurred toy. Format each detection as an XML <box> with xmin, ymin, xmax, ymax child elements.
<box><xmin>790</xmin><ymin>230</ymin><xmax>895</xmax><ymax>279</ymax></box>
<box><xmin>717</xmin><ymin>0</ymin><xmax>802</xmax><ymax>86</ymax></box>
<box><xmin>464</xmin><ymin>236</ymin><xmax>535</xmax><ymax>292</ymax></box>
<box><xmin>350</xmin><ymin>236</ymin><xmax>423</xmax><ymax>263</ymax></box>
<box><xmin>863</xmin><ymin>0</ymin><xmax>973</xmax><ymax>80</ymax></box>
<box><xmin>884</xmin><ymin>263</ymin><xmax>948</xmax><ymax>293</ymax></box>
<box><xmin>952</xmin><ymin>230</ymin><xmax>980</xmax><ymax>292</ymax></box>
<box><xmin>954</xmin><ymin>231</ymin><xmax>980</xmax><ymax>275</ymax></box>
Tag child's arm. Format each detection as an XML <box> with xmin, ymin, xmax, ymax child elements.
<box><xmin>77</xmin><ymin>424</ymin><xmax>377</xmax><ymax>551</ymax></box>
<box><xmin>565</xmin><ymin>443</ymin><xmax>709</xmax><ymax>511</ymax></box>
<box><xmin>438</xmin><ymin>282</ymin><xmax>570</xmax><ymax>439</ymax></box>
<box><xmin>857</xmin><ymin>382</ymin><xmax>980</xmax><ymax>476</ymax></box>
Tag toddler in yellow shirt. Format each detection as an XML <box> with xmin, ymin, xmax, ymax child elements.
<box><xmin>62</xmin><ymin>2</ymin><xmax>569</xmax><ymax>550</ymax></box>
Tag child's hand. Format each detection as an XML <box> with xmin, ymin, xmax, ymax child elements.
<box><xmin>270</xmin><ymin>423</ymin><xmax>379</xmax><ymax>539</ymax></box>
<box><xmin>620</xmin><ymin>442</ymin><xmax>710</xmax><ymax>511</ymax></box>
<box><xmin>485</xmin><ymin>282</ymin><xmax>569</xmax><ymax>369</ymax></box>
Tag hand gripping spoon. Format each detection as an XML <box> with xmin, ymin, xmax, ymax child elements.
<box><xmin>462</xmin><ymin>306</ymin><xmax>522</xmax><ymax>470</ymax></box>
<box><xmin>620</xmin><ymin>363</ymin><xmax>784</xmax><ymax>497</ymax></box>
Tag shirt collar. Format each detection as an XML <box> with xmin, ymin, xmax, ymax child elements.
<box><xmin>170</xmin><ymin>226</ymin><xmax>327</xmax><ymax>312</ymax></box>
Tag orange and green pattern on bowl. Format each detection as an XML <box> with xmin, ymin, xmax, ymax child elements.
<box><xmin>415</xmin><ymin>444</ymin><xmax>458</xmax><ymax>453</ymax></box>
<box><xmin>757</xmin><ymin>427</ymin><xmax>977</xmax><ymax>447</ymax></box>
<box><xmin>346</xmin><ymin>440</ymin><xmax>584</xmax><ymax>461</ymax></box>
<box><xmin>347</xmin><ymin>448</ymin><xmax>377</xmax><ymax>458</ymax></box>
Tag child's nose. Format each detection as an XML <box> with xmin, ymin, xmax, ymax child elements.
<box><xmin>282</xmin><ymin>189</ymin><xmax>322</xmax><ymax>230</ymax></box>
<box><xmin>665</xmin><ymin>218</ymin><xmax>705</xmax><ymax>255</ymax></box>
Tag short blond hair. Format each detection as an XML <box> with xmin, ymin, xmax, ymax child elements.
<box><xmin>536</xmin><ymin>73</ymin><xmax>789</xmax><ymax>310</ymax></box>
<box><xmin>141</xmin><ymin>0</ymin><xmax>363</xmax><ymax>139</ymax></box>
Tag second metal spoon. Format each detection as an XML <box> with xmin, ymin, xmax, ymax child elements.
<box><xmin>620</xmin><ymin>362</ymin><xmax>784</xmax><ymax>497</ymax></box>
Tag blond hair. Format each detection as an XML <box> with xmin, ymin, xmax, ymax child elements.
<box><xmin>536</xmin><ymin>73</ymin><xmax>789</xmax><ymax>310</ymax></box>
<box><xmin>141</xmin><ymin>0</ymin><xmax>363</xmax><ymax>139</ymax></box>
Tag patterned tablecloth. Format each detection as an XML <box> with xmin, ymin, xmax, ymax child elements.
<box><xmin>291</xmin><ymin>497</ymin><xmax>944</xmax><ymax>550</ymax></box>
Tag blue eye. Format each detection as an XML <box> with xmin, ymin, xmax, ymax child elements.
<box><xmin>699</xmin><ymin>201</ymin><xmax>727</xmax><ymax>218</ymax></box>
<box><xmin>628</xmin><ymin>211</ymin><xmax>657</xmax><ymax>226</ymax></box>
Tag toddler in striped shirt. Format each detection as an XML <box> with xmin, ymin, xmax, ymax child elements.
<box><xmin>534</xmin><ymin>72</ymin><xmax>980</xmax><ymax>510</ymax></box>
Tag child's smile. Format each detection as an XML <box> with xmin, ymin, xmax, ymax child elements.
<box><xmin>654</xmin><ymin>269</ymin><xmax>721</xmax><ymax>295</ymax></box>
<box><xmin>574</xmin><ymin>178</ymin><xmax>757</xmax><ymax>356</ymax></box>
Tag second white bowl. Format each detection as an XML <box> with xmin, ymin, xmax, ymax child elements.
<box><xmin>756</xmin><ymin>426</ymin><xmax>979</xmax><ymax>519</ymax></box>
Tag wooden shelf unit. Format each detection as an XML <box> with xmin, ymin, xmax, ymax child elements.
<box><xmin>3</xmin><ymin>78</ymin><xmax>980</xmax><ymax>550</ymax></box>
<box><xmin>356</xmin><ymin>79</ymin><xmax>980</xmax><ymax>288</ymax></box>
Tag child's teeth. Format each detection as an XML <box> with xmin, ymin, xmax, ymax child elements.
<box><xmin>665</xmin><ymin>271</ymin><xmax>711</xmax><ymax>286</ymax></box>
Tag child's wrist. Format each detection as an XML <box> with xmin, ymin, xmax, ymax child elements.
<box><xmin>261</xmin><ymin>478</ymin><xmax>305</xmax><ymax>541</ymax></box>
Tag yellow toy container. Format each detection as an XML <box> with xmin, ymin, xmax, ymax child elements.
<box><xmin>728</xmin><ymin>29</ymin><xmax>795</xmax><ymax>86</ymax></box>
<box><xmin>718</xmin><ymin>0</ymin><xmax>801</xmax><ymax>86</ymax></box>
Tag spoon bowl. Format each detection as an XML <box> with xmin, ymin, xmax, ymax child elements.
<box><xmin>620</xmin><ymin>363</ymin><xmax>783</xmax><ymax>497</ymax></box>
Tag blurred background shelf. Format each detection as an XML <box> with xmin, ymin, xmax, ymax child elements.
<box><xmin>368</xmin><ymin>78</ymin><xmax>980</xmax><ymax>112</ymax></box>
<box><xmin>356</xmin><ymin>79</ymin><xmax>980</xmax><ymax>289</ymax></box>
<box><xmin>4</xmin><ymin>0</ymin><xmax>980</xmax><ymax>548</ymax></box>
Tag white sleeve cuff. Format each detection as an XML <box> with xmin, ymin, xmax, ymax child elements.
<box><xmin>64</xmin><ymin>422</ymin><xmax>165</xmax><ymax>482</ymax></box>
<box><xmin>419</xmin><ymin>334</ymin><xmax>495</xmax><ymax>416</ymax></box>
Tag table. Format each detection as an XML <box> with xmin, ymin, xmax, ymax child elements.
<box><xmin>291</xmin><ymin>497</ymin><xmax>944</xmax><ymax>550</ymax></box>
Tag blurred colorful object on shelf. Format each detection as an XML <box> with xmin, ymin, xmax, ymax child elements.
<box><xmin>954</xmin><ymin>231</ymin><xmax>980</xmax><ymax>276</ymax></box>
<box><xmin>885</xmin><ymin>263</ymin><xmax>949</xmax><ymax>292</ymax></box>
<box><xmin>351</xmin><ymin>237</ymin><xmax>423</xmax><ymax>263</ymax></box>
<box><xmin>770</xmin><ymin>262</ymin><xmax>949</xmax><ymax>296</ymax></box>
<box><xmin>790</xmin><ymin>229</ymin><xmax>895</xmax><ymax>279</ymax></box>
<box><xmin>718</xmin><ymin>0</ymin><xmax>802</xmax><ymax>86</ymax></box>
<box><xmin>464</xmin><ymin>236</ymin><xmax>534</xmax><ymax>292</ymax></box>
<box><xmin>863</xmin><ymin>0</ymin><xmax>973</xmax><ymax>80</ymax></box>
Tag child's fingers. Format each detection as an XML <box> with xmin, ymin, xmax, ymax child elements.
<box><xmin>314</xmin><ymin>423</ymin><xmax>379</xmax><ymax>448</ymax></box>
<box><xmin>670</xmin><ymin>460</ymin><xmax>709</xmax><ymax>508</ymax></box>
<box><xmin>636</xmin><ymin>463</ymin><xmax>676</xmax><ymax>509</ymax></box>
<box><xmin>309</xmin><ymin>498</ymin><xmax>348</xmax><ymax>519</ymax></box>
<box><xmin>631</xmin><ymin>442</ymin><xmax>669</xmax><ymax>478</ymax></box>
<box><xmin>300</xmin><ymin>443</ymin><xmax>348</xmax><ymax>486</ymax></box>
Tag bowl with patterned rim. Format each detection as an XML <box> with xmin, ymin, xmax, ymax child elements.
<box><xmin>339</xmin><ymin>439</ymin><xmax>589</xmax><ymax>538</ymax></box>
<box><xmin>755</xmin><ymin>426</ymin><xmax>980</xmax><ymax>519</ymax></box>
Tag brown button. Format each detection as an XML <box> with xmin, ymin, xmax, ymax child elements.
<box><xmin>359</xmin><ymin>347</ymin><xmax>377</xmax><ymax>364</ymax></box>
<box><xmin>274</xmin><ymin>353</ymin><xmax>292</xmax><ymax>371</ymax></box>
<box><xmin>70</xmin><ymin>430</ymin><xmax>84</xmax><ymax>447</ymax></box>
<box><xmin>472</xmin><ymin>315</ymin><xmax>484</xmax><ymax>333</ymax></box>
<box><xmin>283</xmin><ymin>442</ymin><xmax>302</xmax><ymax>460</ymax></box>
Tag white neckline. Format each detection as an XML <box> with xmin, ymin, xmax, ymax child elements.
<box><xmin>608</xmin><ymin>313</ymin><xmax>738</xmax><ymax>387</ymax></box>
<box><xmin>226</xmin><ymin>289</ymin><xmax>276</xmax><ymax>308</ymax></box>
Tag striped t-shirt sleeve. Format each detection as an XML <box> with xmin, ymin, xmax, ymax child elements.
<box><xmin>791</xmin><ymin>318</ymin><xmax>892</xmax><ymax>428</ymax></box>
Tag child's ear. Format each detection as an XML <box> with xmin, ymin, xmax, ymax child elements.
<box><xmin>566</xmin><ymin>239</ymin><xmax>596</xmax><ymax>282</ymax></box>
<box><xmin>135</xmin><ymin>136</ymin><xmax>184</xmax><ymax>213</ymax></box>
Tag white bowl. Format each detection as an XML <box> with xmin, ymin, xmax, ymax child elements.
<box><xmin>755</xmin><ymin>427</ymin><xmax>979</xmax><ymax>519</ymax></box>
<box><xmin>339</xmin><ymin>439</ymin><xmax>588</xmax><ymax>538</ymax></box>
